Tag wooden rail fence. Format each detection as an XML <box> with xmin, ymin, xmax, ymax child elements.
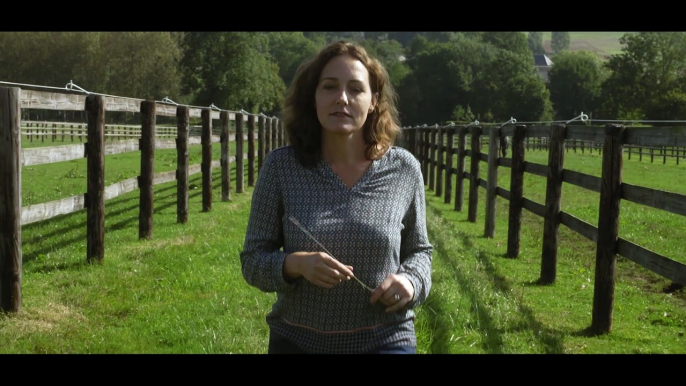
<box><xmin>0</xmin><ymin>86</ymin><xmax>286</xmax><ymax>313</ymax></box>
<box><xmin>402</xmin><ymin>123</ymin><xmax>686</xmax><ymax>335</ymax></box>
<box><xmin>521</xmin><ymin>136</ymin><xmax>686</xmax><ymax>165</ymax></box>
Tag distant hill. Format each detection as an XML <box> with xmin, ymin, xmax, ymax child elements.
<box><xmin>542</xmin><ymin>32</ymin><xmax>633</xmax><ymax>60</ymax></box>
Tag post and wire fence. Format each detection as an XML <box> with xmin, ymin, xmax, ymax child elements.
<box><xmin>0</xmin><ymin>81</ymin><xmax>286</xmax><ymax>314</ymax></box>
<box><xmin>400</xmin><ymin>114</ymin><xmax>686</xmax><ymax>335</ymax></box>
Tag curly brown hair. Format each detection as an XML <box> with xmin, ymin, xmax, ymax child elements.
<box><xmin>281</xmin><ymin>40</ymin><xmax>401</xmax><ymax>168</ymax></box>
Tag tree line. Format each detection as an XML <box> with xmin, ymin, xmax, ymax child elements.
<box><xmin>1</xmin><ymin>31</ymin><xmax>684</xmax><ymax>126</ymax></box>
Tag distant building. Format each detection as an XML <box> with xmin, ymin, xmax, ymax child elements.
<box><xmin>533</xmin><ymin>54</ymin><xmax>553</xmax><ymax>82</ymax></box>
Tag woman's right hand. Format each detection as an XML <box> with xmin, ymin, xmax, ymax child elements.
<box><xmin>283</xmin><ymin>252</ymin><xmax>354</xmax><ymax>289</ymax></box>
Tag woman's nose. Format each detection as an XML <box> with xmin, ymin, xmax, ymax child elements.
<box><xmin>336</xmin><ymin>91</ymin><xmax>349</xmax><ymax>105</ymax></box>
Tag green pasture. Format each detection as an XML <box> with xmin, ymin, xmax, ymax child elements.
<box><xmin>541</xmin><ymin>32</ymin><xmax>632</xmax><ymax>58</ymax></box>
<box><xmin>0</xmin><ymin>139</ymin><xmax>684</xmax><ymax>353</ymax></box>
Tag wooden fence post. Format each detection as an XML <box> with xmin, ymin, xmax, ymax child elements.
<box><xmin>429</xmin><ymin>125</ymin><xmax>437</xmax><ymax>191</ymax></box>
<box><xmin>280</xmin><ymin>118</ymin><xmax>284</xmax><ymax>146</ymax></box>
<box><xmin>485</xmin><ymin>126</ymin><xmax>500</xmax><ymax>238</ymax></box>
<box><xmin>591</xmin><ymin>124</ymin><xmax>625</xmax><ymax>335</ymax></box>
<box><xmin>138</xmin><ymin>100</ymin><xmax>155</xmax><ymax>240</ymax></box>
<box><xmin>455</xmin><ymin>127</ymin><xmax>467</xmax><ymax>212</ymax></box>
<box><xmin>436</xmin><ymin>125</ymin><xmax>444</xmax><ymax>197</ymax></box>
<box><xmin>248</xmin><ymin>114</ymin><xmax>256</xmax><ymax>187</ymax></box>
<box><xmin>220</xmin><ymin>111</ymin><xmax>230</xmax><ymax>202</ymax></box>
<box><xmin>258</xmin><ymin>115</ymin><xmax>265</xmax><ymax>171</ymax></box>
<box><xmin>406</xmin><ymin>127</ymin><xmax>412</xmax><ymax>156</ymax></box>
<box><xmin>271</xmin><ymin>117</ymin><xmax>277</xmax><ymax>151</ymax></box>
<box><xmin>0</xmin><ymin>87</ymin><xmax>22</xmax><ymax>313</ymax></box>
<box><xmin>86</xmin><ymin>94</ymin><xmax>105</xmax><ymax>263</ymax></box>
<box><xmin>176</xmin><ymin>106</ymin><xmax>189</xmax><ymax>224</ymax></box>
<box><xmin>444</xmin><ymin>127</ymin><xmax>454</xmax><ymax>205</ymax></box>
<box><xmin>236</xmin><ymin>113</ymin><xmax>244</xmax><ymax>194</ymax></box>
<box><xmin>421</xmin><ymin>128</ymin><xmax>428</xmax><ymax>185</ymax></box>
<box><xmin>468</xmin><ymin>126</ymin><xmax>482</xmax><ymax>222</ymax></box>
<box><xmin>408</xmin><ymin>127</ymin><xmax>416</xmax><ymax>158</ymax></box>
<box><xmin>201</xmin><ymin>109</ymin><xmax>212</xmax><ymax>212</ymax></box>
<box><xmin>507</xmin><ymin>125</ymin><xmax>526</xmax><ymax>258</ymax></box>
<box><xmin>677</xmin><ymin>147</ymin><xmax>681</xmax><ymax>166</ymax></box>
<box><xmin>539</xmin><ymin>124</ymin><xmax>566</xmax><ymax>284</ymax></box>
<box><xmin>265</xmin><ymin>117</ymin><xmax>272</xmax><ymax>158</ymax></box>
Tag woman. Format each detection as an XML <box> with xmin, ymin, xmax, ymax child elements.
<box><xmin>240</xmin><ymin>40</ymin><xmax>433</xmax><ymax>354</ymax></box>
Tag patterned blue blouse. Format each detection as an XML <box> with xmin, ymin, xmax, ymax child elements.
<box><xmin>240</xmin><ymin>145</ymin><xmax>433</xmax><ymax>353</ymax></box>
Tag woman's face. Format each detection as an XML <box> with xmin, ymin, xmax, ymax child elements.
<box><xmin>315</xmin><ymin>54</ymin><xmax>377</xmax><ymax>136</ymax></box>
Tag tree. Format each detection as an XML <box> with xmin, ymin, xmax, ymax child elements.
<box><xmin>359</xmin><ymin>38</ymin><xmax>409</xmax><ymax>86</ymax></box>
<box><xmin>100</xmin><ymin>32</ymin><xmax>182</xmax><ymax>101</ymax></box>
<box><xmin>551</xmin><ymin>32</ymin><xmax>570</xmax><ymax>54</ymax></box>
<box><xmin>180</xmin><ymin>32</ymin><xmax>285</xmax><ymax>115</ymax></box>
<box><xmin>387</xmin><ymin>32</ymin><xmax>421</xmax><ymax>47</ymax></box>
<box><xmin>528</xmin><ymin>32</ymin><xmax>545</xmax><ymax>54</ymax></box>
<box><xmin>396</xmin><ymin>33</ymin><xmax>553</xmax><ymax>126</ymax></box>
<box><xmin>481</xmin><ymin>32</ymin><xmax>532</xmax><ymax>59</ymax></box>
<box><xmin>267</xmin><ymin>32</ymin><xmax>321</xmax><ymax>89</ymax></box>
<box><xmin>0</xmin><ymin>32</ymin><xmax>183</xmax><ymax>104</ymax></box>
<box><xmin>547</xmin><ymin>50</ymin><xmax>607</xmax><ymax>120</ymax></box>
<box><xmin>302</xmin><ymin>32</ymin><xmax>328</xmax><ymax>47</ymax></box>
<box><xmin>599</xmin><ymin>32</ymin><xmax>686</xmax><ymax>121</ymax></box>
<box><xmin>396</xmin><ymin>35</ymin><xmax>494</xmax><ymax>126</ymax></box>
<box><xmin>472</xmin><ymin>49</ymin><xmax>553</xmax><ymax>122</ymax></box>
<box><xmin>422</xmin><ymin>32</ymin><xmax>462</xmax><ymax>43</ymax></box>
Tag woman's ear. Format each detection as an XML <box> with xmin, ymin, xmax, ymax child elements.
<box><xmin>369</xmin><ymin>92</ymin><xmax>379</xmax><ymax>113</ymax></box>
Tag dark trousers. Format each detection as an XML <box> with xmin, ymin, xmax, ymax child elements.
<box><xmin>268</xmin><ymin>330</ymin><xmax>416</xmax><ymax>354</ymax></box>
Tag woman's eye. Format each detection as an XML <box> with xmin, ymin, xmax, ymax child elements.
<box><xmin>323</xmin><ymin>84</ymin><xmax>336</xmax><ymax>90</ymax></box>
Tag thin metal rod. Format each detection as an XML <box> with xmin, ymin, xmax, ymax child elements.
<box><xmin>289</xmin><ymin>216</ymin><xmax>374</xmax><ymax>292</ymax></box>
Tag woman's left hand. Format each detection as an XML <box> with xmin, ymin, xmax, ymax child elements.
<box><xmin>369</xmin><ymin>274</ymin><xmax>415</xmax><ymax>313</ymax></box>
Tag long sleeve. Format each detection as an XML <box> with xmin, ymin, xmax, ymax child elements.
<box><xmin>240</xmin><ymin>151</ymin><xmax>290</xmax><ymax>293</ymax></box>
<box><xmin>242</xmin><ymin>146</ymin><xmax>431</xmax><ymax>352</ymax></box>
<box><xmin>397</xmin><ymin>158</ymin><xmax>433</xmax><ymax>308</ymax></box>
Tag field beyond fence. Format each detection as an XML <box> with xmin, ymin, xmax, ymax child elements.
<box><xmin>401</xmin><ymin>122</ymin><xmax>686</xmax><ymax>335</ymax></box>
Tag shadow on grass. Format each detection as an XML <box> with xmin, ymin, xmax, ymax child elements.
<box><xmin>21</xmin><ymin>177</ymin><xmax>227</xmax><ymax>263</ymax></box>
<box><xmin>425</xmin><ymin>200</ymin><xmax>566</xmax><ymax>353</ymax></box>
<box><xmin>419</xmin><ymin>289</ymin><xmax>453</xmax><ymax>354</ymax></box>
<box><xmin>102</xmin><ymin>181</ymin><xmax>227</xmax><ymax>232</ymax></box>
<box><xmin>21</xmin><ymin>182</ymin><xmax>182</xmax><ymax>245</ymax></box>
<box><xmin>27</xmin><ymin>258</ymin><xmax>91</xmax><ymax>275</ymax></box>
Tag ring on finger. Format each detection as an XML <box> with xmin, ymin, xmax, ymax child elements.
<box><xmin>393</xmin><ymin>293</ymin><xmax>400</xmax><ymax>301</ymax></box>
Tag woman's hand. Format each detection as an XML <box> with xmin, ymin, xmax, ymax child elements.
<box><xmin>283</xmin><ymin>251</ymin><xmax>354</xmax><ymax>289</ymax></box>
<box><xmin>369</xmin><ymin>274</ymin><xmax>414</xmax><ymax>313</ymax></box>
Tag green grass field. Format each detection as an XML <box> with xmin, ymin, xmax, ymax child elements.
<box><xmin>541</xmin><ymin>32</ymin><xmax>632</xmax><ymax>59</ymax></box>
<box><xmin>1</xmin><ymin>138</ymin><xmax>684</xmax><ymax>353</ymax></box>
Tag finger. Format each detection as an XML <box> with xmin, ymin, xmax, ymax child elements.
<box><xmin>385</xmin><ymin>297</ymin><xmax>409</xmax><ymax>313</ymax></box>
<box><xmin>369</xmin><ymin>276</ymin><xmax>394</xmax><ymax>304</ymax></box>
<box><xmin>382</xmin><ymin>290</ymin><xmax>399</xmax><ymax>306</ymax></box>
<box><xmin>333</xmin><ymin>263</ymin><xmax>355</xmax><ymax>279</ymax></box>
<box><xmin>344</xmin><ymin>265</ymin><xmax>354</xmax><ymax>279</ymax></box>
<box><xmin>324</xmin><ymin>259</ymin><xmax>355</xmax><ymax>279</ymax></box>
<box><xmin>313</xmin><ymin>260</ymin><xmax>347</xmax><ymax>281</ymax></box>
<box><xmin>319</xmin><ymin>254</ymin><xmax>354</xmax><ymax>278</ymax></box>
<box><xmin>317</xmin><ymin>272</ymin><xmax>343</xmax><ymax>286</ymax></box>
